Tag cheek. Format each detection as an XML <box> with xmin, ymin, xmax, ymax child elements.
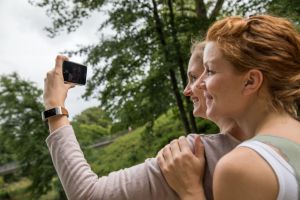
<box><xmin>205</xmin><ymin>77</ymin><xmax>221</xmax><ymax>94</ymax></box>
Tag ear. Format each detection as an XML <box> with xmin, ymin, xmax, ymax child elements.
<box><xmin>242</xmin><ymin>69</ymin><xmax>263</xmax><ymax>95</ymax></box>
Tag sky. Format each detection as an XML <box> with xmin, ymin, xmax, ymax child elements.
<box><xmin>0</xmin><ymin>0</ymin><xmax>105</xmax><ymax>119</ymax></box>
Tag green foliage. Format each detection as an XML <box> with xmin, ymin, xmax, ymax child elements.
<box><xmin>140</xmin><ymin>110</ymin><xmax>184</xmax><ymax>155</ymax></box>
<box><xmin>0</xmin><ymin>128</ymin><xmax>16</xmax><ymax>165</ymax></box>
<box><xmin>197</xmin><ymin>119</ymin><xmax>219</xmax><ymax>134</ymax></box>
<box><xmin>85</xmin><ymin>108</ymin><xmax>218</xmax><ymax>176</ymax></box>
<box><xmin>28</xmin><ymin>0</ymin><xmax>106</xmax><ymax>37</ymax></box>
<box><xmin>220</xmin><ymin>0</ymin><xmax>300</xmax><ymax>31</ymax></box>
<box><xmin>0</xmin><ymin>73</ymin><xmax>56</xmax><ymax>199</ymax></box>
<box><xmin>0</xmin><ymin>176</ymin><xmax>4</xmax><ymax>187</ymax></box>
<box><xmin>221</xmin><ymin>0</ymin><xmax>271</xmax><ymax>17</ymax></box>
<box><xmin>71</xmin><ymin>107</ymin><xmax>112</xmax><ymax>146</ymax></box>
<box><xmin>87</xmin><ymin>111</ymin><xmax>185</xmax><ymax>175</ymax></box>
<box><xmin>267</xmin><ymin>0</ymin><xmax>300</xmax><ymax>30</ymax></box>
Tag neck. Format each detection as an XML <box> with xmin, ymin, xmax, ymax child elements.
<box><xmin>233</xmin><ymin>94</ymin><xmax>271</xmax><ymax>137</ymax></box>
<box><xmin>217</xmin><ymin>118</ymin><xmax>250</xmax><ymax>141</ymax></box>
<box><xmin>236</xmin><ymin>107</ymin><xmax>300</xmax><ymax>139</ymax></box>
<box><xmin>254</xmin><ymin>112</ymin><xmax>300</xmax><ymax>137</ymax></box>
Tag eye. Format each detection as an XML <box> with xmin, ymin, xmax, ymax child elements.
<box><xmin>205</xmin><ymin>68</ymin><xmax>215</xmax><ymax>76</ymax></box>
<box><xmin>190</xmin><ymin>75</ymin><xmax>197</xmax><ymax>83</ymax></box>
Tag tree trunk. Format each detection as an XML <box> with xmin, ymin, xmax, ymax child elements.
<box><xmin>194</xmin><ymin>0</ymin><xmax>207</xmax><ymax>19</ymax></box>
<box><xmin>210</xmin><ymin>0</ymin><xmax>225</xmax><ymax>21</ymax></box>
<box><xmin>169</xmin><ymin>69</ymin><xmax>191</xmax><ymax>134</ymax></box>
<box><xmin>167</xmin><ymin>0</ymin><xmax>198</xmax><ymax>132</ymax></box>
<box><xmin>151</xmin><ymin>0</ymin><xmax>191</xmax><ymax>134</ymax></box>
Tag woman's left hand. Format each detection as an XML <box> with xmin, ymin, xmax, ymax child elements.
<box><xmin>157</xmin><ymin>135</ymin><xmax>206</xmax><ymax>200</ymax></box>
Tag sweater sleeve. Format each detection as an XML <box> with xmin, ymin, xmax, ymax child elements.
<box><xmin>46</xmin><ymin>125</ymin><xmax>179</xmax><ymax>200</ymax></box>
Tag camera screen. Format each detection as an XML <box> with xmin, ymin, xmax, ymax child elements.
<box><xmin>63</xmin><ymin>61</ymin><xmax>87</xmax><ymax>85</ymax></box>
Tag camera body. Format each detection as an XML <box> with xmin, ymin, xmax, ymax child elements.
<box><xmin>62</xmin><ymin>61</ymin><xmax>87</xmax><ymax>85</ymax></box>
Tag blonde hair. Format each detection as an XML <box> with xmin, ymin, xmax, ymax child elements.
<box><xmin>190</xmin><ymin>41</ymin><xmax>206</xmax><ymax>65</ymax></box>
<box><xmin>206</xmin><ymin>15</ymin><xmax>300</xmax><ymax>119</ymax></box>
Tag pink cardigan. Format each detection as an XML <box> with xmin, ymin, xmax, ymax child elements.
<box><xmin>46</xmin><ymin>125</ymin><xmax>239</xmax><ymax>200</ymax></box>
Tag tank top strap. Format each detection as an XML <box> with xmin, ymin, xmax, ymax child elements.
<box><xmin>252</xmin><ymin>135</ymin><xmax>300</xmax><ymax>198</ymax></box>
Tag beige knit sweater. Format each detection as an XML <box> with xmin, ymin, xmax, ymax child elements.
<box><xmin>46</xmin><ymin>125</ymin><xmax>239</xmax><ymax>200</ymax></box>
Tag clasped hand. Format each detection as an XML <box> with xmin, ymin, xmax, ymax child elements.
<box><xmin>157</xmin><ymin>136</ymin><xmax>206</xmax><ymax>200</ymax></box>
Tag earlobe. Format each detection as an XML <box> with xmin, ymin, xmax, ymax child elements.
<box><xmin>243</xmin><ymin>69</ymin><xmax>264</xmax><ymax>95</ymax></box>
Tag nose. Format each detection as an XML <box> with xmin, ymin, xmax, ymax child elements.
<box><xmin>191</xmin><ymin>76</ymin><xmax>205</xmax><ymax>92</ymax></box>
<box><xmin>183</xmin><ymin>84</ymin><xmax>192</xmax><ymax>96</ymax></box>
<box><xmin>199</xmin><ymin>71</ymin><xmax>205</xmax><ymax>83</ymax></box>
<box><xmin>197</xmin><ymin>71</ymin><xmax>206</xmax><ymax>90</ymax></box>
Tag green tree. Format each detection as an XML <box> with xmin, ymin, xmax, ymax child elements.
<box><xmin>220</xmin><ymin>0</ymin><xmax>300</xmax><ymax>27</ymax></box>
<box><xmin>0</xmin><ymin>73</ymin><xmax>61</xmax><ymax>199</ymax></box>
<box><xmin>0</xmin><ymin>127</ymin><xmax>16</xmax><ymax>165</ymax></box>
<box><xmin>267</xmin><ymin>0</ymin><xmax>300</xmax><ymax>30</ymax></box>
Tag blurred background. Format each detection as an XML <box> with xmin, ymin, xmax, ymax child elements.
<box><xmin>0</xmin><ymin>0</ymin><xmax>299</xmax><ymax>199</ymax></box>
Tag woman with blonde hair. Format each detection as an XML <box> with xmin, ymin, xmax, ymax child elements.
<box><xmin>158</xmin><ymin>15</ymin><xmax>300</xmax><ymax>200</ymax></box>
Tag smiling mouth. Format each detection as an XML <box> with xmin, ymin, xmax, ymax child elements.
<box><xmin>191</xmin><ymin>97</ymin><xmax>199</xmax><ymax>104</ymax></box>
<box><xmin>204</xmin><ymin>92</ymin><xmax>213</xmax><ymax>100</ymax></box>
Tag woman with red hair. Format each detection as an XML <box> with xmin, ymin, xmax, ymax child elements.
<box><xmin>158</xmin><ymin>15</ymin><xmax>300</xmax><ymax>200</ymax></box>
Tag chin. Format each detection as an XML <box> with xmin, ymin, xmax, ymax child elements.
<box><xmin>206</xmin><ymin>109</ymin><xmax>215</xmax><ymax>121</ymax></box>
<box><xmin>193</xmin><ymin>109</ymin><xmax>206</xmax><ymax>118</ymax></box>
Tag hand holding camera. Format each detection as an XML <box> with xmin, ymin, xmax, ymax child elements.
<box><xmin>43</xmin><ymin>56</ymin><xmax>87</xmax><ymax>110</ymax></box>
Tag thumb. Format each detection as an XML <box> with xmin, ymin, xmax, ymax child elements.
<box><xmin>55</xmin><ymin>55</ymin><xmax>68</xmax><ymax>75</ymax></box>
<box><xmin>194</xmin><ymin>135</ymin><xmax>205</xmax><ymax>159</ymax></box>
<box><xmin>66</xmin><ymin>83</ymin><xmax>76</xmax><ymax>89</ymax></box>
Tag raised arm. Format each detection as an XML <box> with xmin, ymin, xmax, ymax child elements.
<box><xmin>43</xmin><ymin>56</ymin><xmax>180</xmax><ymax>200</ymax></box>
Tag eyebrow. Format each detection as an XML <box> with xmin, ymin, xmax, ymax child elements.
<box><xmin>203</xmin><ymin>62</ymin><xmax>209</xmax><ymax>69</ymax></box>
<box><xmin>204</xmin><ymin>60</ymin><xmax>215</xmax><ymax>68</ymax></box>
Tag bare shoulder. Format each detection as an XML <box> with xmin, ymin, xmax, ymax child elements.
<box><xmin>213</xmin><ymin>147</ymin><xmax>278</xmax><ymax>200</ymax></box>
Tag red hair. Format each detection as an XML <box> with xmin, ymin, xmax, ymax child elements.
<box><xmin>206</xmin><ymin>15</ymin><xmax>300</xmax><ymax>119</ymax></box>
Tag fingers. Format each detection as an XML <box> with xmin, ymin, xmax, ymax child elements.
<box><xmin>170</xmin><ymin>139</ymin><xmax>181</xmax><ymax>158</ymax></box>
<box><xmin>162</xmin><ymin>144</ymin><xmax>173</xmax><ymax>166</ymax></box>
<box><xmin>157</xmin><ymin>141</ymin><xmax>177</xmax><ymax>171</ymax></box>
<box><xmin>55</xmin><ymin>55</ymin><xmax>69</xmax><ymax>74</ymax></box>
<box><xmin>157</xmin><ymin>147</ymin><xmax>169</xmax><ymax>172</ymax></box>
<box><xmin>178</xmin><ymin>136</ymin><xmax>192</xmax><ymax>153</ymax></box>
<box><xmin>194</xmin><ymin>135</ymin><xmax>205</xmax><ymax>158</ymax></box>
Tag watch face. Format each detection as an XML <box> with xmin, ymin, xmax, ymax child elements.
<box><xmin>43</xmin><ymin>108</ymin><xmax>58</xmax><ymax>119</ymax></box>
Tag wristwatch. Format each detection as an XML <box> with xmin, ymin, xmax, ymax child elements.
<box><xmin>41</xmin><ymin>106</ymin><xmax>69</xmax><ymax>121</ymax></box>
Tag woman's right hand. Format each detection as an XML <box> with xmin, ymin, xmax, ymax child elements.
<box><xmin>43</xmin><ymin>55</ymin><xmax>74</xmax><ymax>110</ymax></box>
<box><xmin>157</xmin><ymin>136</ymin><xmax>206</xmax><ymax>200</ymax></box>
